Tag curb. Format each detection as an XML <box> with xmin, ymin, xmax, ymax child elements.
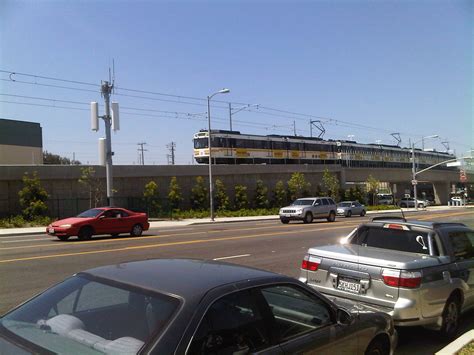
<box><xmin>435</xmin><ymin>329</ymin><xmax>474</xmax><ymax>354</ymax></box>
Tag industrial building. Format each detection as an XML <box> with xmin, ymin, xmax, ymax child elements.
<box><xmin>0</xmin><ymin>118</ymin><xmax>43</xmax><ymax>164</ymax></box>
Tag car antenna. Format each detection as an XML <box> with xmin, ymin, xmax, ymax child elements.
<box><xmin>399</xmin><ymin>207</ymin><xmax>406</xmax><ymax>221</ymax></box>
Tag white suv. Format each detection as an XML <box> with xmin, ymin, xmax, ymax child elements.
<box><xmin>279</xmin><ymin>197</ymin><xmax>337</xmax><ymax>224</ymax></box>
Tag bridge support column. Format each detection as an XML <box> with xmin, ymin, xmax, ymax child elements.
<box><xmin>433</xmin><ymin>181</ymin><xmax>450</xmax><ymax>205</ymax></box>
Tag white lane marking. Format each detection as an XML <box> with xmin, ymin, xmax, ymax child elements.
<box><xmin>213</xmin><ymin>254</ymin><xmax>251</xmax><ymax>261</ymax></box>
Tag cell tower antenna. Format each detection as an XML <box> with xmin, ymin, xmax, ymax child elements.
<box><xmin>391</xmin><ymin>133</ymin><xmax>401</xmax><ymax>146</ymax></box>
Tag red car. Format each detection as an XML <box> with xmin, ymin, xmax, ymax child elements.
<box><xmin>46</xmin><ymin>207</ymin><xmax>150</xmax><ymax>241</ymax></box>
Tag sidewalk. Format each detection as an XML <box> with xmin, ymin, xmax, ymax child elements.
<box><xmin>0</xmin><ymin>205</ymin><xmax>471</xmax><ymax>237</ymax></box>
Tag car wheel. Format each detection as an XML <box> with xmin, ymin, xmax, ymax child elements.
<box><xmin>131</xmin><ymin>224</ymin><xmax>143</xmax><ymax>237</ymax></box>
<box><xmin>57</xmin><ymin>236</ymin><xmax>69</xmax><ymax>241</ymax></box>
<box><xmin>280</xmin><ymin>217</ymin><xmax>289</xmax><ymax>224</ymax></box>
<box><xmin>78</xmin><ymin>226</ymin><xmax>93</xmax><ymax>241</ymax></box>
<box><xmin>346</xmin><ymin>210</ymin><xmax>352</xmax><ymax>218</ymax></box>
<box><xmin>365</xmin><ymin>337</ymin><xmax>389</xmax><ymax>355</ymax></box>
<box><xmin>417</xmin><ymin>203</ymin><xmax>424</xmax><ymax>208</ymax></box>
<box><xmin>360</xmin><ymin>210</ymin><xmax>366</xmax><ymax>217</ymax></box>
<box><xmin>303</xmin><ymin>212</ymin><xmax>313</xmax><ymax>224</ymax></box>
<box><xmin>327</xmin><ymin>211</ymin><xmax>336</xmax><ymax>222</ymax></box>
<box><xmin>439</xmin><ymin>296</ymin><xmax>461</xmax><ymax>340</ymax></box>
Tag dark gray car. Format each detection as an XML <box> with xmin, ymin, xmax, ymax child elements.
<box><xmin>0</xmin><ymin>259</ymin><xmax>396</xmax><ymax>354</ymax></box>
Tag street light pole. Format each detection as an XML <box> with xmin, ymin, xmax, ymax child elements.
<box><xmin>411</xmin><ymin>134</ymin><xmax>438</xmax><ymax>211</ymax></box>
<box><xmin>208</xmin><ymin>88</ymin><xmax>230</xmax><ymax>221</ymax></box>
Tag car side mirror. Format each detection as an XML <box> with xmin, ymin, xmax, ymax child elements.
<box><xmin>99</xmin><ymin>215</ymin><xmax>106</xmax><ymax>219</ymax></box>
<box><xmin>336</xmin><ymin>308</ymin><xmax>353</xmax><ymax>326</ymax></box>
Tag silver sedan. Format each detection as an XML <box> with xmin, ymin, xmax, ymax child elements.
<box><xmin>337</xmin><ymin>201</ymin><xmax>366</xmax><ymax>217</ymax></box>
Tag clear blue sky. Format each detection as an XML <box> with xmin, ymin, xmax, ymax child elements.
<box><xmin>1</xmin><ymin>0</ymin><xmax>472</xmax><ymax>165</ymax></box>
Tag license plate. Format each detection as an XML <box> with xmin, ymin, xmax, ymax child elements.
<box><xmin>337</xmin><ymin>279</ymin><xmax>361</xmax><ymax>294</ymax></box>
<box><xmin>48</xmin><ymin>228</ymin><xmax>54</xmax><ymax>234</ymax></box>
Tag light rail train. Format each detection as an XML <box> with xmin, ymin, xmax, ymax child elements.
<box><xmin>193</xmin><ymin>130</ymin><xmax>455</xmax><ymax>169</ymax></box>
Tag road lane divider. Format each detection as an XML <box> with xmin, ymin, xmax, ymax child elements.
<box><xmin>0</xmin><ymin>224</ymin><xmax>357</xmax><ymax>264</ymax></box>
<box><xmin>0</xmin><ymin>221</ymin><xmax>362</xmax><ymax>251</ymax></box>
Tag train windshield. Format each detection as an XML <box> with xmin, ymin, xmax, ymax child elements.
<box><xmin>194</xmin><ymin>138</ymin><xmax>208</xmax><ymax>149</ymax></box>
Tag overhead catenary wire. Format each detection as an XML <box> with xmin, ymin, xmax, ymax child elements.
<box><xmin>0</xmin><ymin>68</ymin><xmax>452</xmax><ymax>141</ymax></box>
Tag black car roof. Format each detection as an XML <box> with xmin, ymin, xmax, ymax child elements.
<box><xmin>81</xmin><ymin>258</ymin><xmax>280</xmax><ymax>299</ymax></box>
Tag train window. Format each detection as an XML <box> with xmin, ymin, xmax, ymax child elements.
<box><xmin>272</xmin><ymin>141</ymin><xmax>285</xmax><ymax>150</ymax></box>
<box><xmin>289</xmin><ymin>142</ymin><xmax>298</xmax><ymax>150</ymax></box>
<box><xmin>194</xmin><ymin>138</ymin><xmax>208</xmax><ymax>149</ymax></box>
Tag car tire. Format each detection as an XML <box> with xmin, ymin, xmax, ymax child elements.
<box><xmin>131</xmin><ymin>224</ymin><xmax>143</xmax><ymax>237</ymax></box>
<box><xmin>280</xmin><ymin>218</ymin><xmax>289</xmax><ymax>224</ymax></box>
<box><xmin>360</xmin><ymin>210</ymin><xmax>366</xmax><ymax>217</ymax></box>
<box><xmin>365</xmin><ymin>337</ymin><xmax>389</xmax><ymax>355</ymax></box>
<box><xmin>78</xmin><ymin>226</ymin><xmax>93</xmax><ymax>241</ymax></box>
<box><xmin>346</xmin><ymin>210</ymin><xmax>352</xmax><ymax>218</ymax></box>
<box><xmin>439</xmin><ymin>296</ymin><xmax>461</xmax><ymax>340</ymax></box>
<box><xmin>327</xmin><ymin>211</ymin><xmax>336</xmax><ymax>222</ymax></box>
<box><xmin>303</xmin><ymin>212</ymin><xmax>313</xmax><ymax>224</ymax></box>
<box><xmin>418</xmin><ymin>203</ymin><xmax>424</xmax><ymax>208</ymax></box>
<box><xmin>57</xmin><ymin>236</ymin><xmax>69</xmax><ymax>241</ymax></box>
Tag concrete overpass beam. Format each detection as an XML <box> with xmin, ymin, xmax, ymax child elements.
<box><xmin>433</xmin><ymin>181</ymin><xmax>450</xmax><ymax>205</ymax></box>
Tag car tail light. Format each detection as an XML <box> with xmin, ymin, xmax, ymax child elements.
<box><xmin>301</xmin><ymin>254</ymin><xmax>322</xmax><ymax>271</ymax></box>
<box><xmin>382</xmin><ymin>269</ymin><xmax>422</xmax><ymax>288</ymax></box>
<box><xmin>383</xmin><ymin>223</ymin><xmax>410</xmax><ymax>230</ymax></box>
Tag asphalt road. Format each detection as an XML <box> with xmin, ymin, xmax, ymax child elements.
<box><xmin>1</xmin><ymin>208</ymin><xmax>473</xmax><ymax>354</ymax></box>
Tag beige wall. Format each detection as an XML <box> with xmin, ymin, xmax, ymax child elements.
<box><xmin>0</xmin><ymin>144</ymin><xmax>43</xmax><ymax>165</ymax></box>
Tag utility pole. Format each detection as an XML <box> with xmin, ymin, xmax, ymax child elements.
<box><xmin>167</xmin><ymin>142</ymin><xmax>176</xmax><ymax>165</ymax></box>
<box><xmin>101</xmin><ymin>81</ymin><xmax>114</xmax><ymax>206</ymax></box>
<box><xmin>293</xmin><ymin>121</ymin><xmax>296</xmax><ymax>136</ymax></box>
<box><xmin>229</xmin><ymin>103</ymin><xmax>232</xmax><ymax>131</ymax></box>
<box><xmin>137</xmin><ymin>142</ymin><xmax>147</xmax><ymax>165</ymax></box>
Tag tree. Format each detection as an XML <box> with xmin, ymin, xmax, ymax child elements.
<box><xmin>287</xmin><ymin>172</ymin><xmax>311</xmax><ymax>201</ymax></box>
<box><xmin>190</xmin><ymin>176</ymin><xmax>208</xmax><ymax>210</ymax></box>
<box><xmin>78</xmin><ymin>167</ymin><xmax>104</xmax><ymax>208</ymax></box>
<box><xmin>215</xmin><ymin>178</ymin><xmax>230</xmax><ymax>211</ymax></box>
<box><xmin>253</xmin><ymin>179</ymin><xmax>269</xmax><ymax>208</ymax></box>
<box><xmin>43</xmin><ymin>150</ymin><xmax>81</xmax><ymax>165</ymax></box>
<box><xmin>272</xmin><ymin>180</ymin><xmax>287</xmax><ymax>207</ymax></box>
<box><xmin>18</xmin><ymin>172</ymin><xmax>49</xmax><ymax>220</ymax></box>
<box><xmin>314</xmin><ymin>184</ymin><xmax>323</xmax><ymax>197</ymax></box>
<box><xmin>143</xmin><ymin>181</ymin><xmax>160</xmax><ymax>217</ymax></box>
<box><xmin>322</xmin><ymin>169</ymin><xmax>340</xmax><ymax>201</ymax></box>
<box><xmin>168</xmin><ymin>177</ymin><xmax>182</xmax><ymax>210</ymax></box>
<box><xmin>234</xmin><ymin>185</ymin><xmax>248</xmax><ymax>210</ymax></box>
<box><xmin>366</xmin><ymin>175</ymin><xmax>380</xmax><ymax>205</ymax></box>
<box><xmin>353</xmin><ymin>185</ymin><xmax>367</xmax><ymax>204</ymax></box>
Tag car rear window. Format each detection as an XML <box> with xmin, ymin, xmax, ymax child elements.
<box><xmin>351</xmin><ymin>226</ymin><xmax>430</xmax><ymax>254</ymax></box>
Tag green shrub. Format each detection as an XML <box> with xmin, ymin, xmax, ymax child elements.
<box><xmin>0</xmin><ymin>215</ymin><xmax>53</xmax><ymax>228</ymax></box>
<box><xmin>190</xmin><ymin>176</ymin><xmax>208</xmax><ymax>210</ymax></box>
<box><xmin>215</xmin><ymin>179</ymin><xmax>230</xmax><ymax>211</ymax></box>
<box><xmin>254</xmin><ymin>179</ymin><xmax>269</xmax><ymax>208</ymax></box>
<box><xmin>287</xmin><ymin>172</ymin><xmax>311</xmax><ymax>201</ymax></box>
<box><xmin>272</xmin><ymin>180</ymin><xmax>287</xmax><ymax>207</ymax></box>
<box><xmin>168</xmin><ymin>177</ymin><xmax>183</xmax><ymax>210</ymax></box>
<box><xmin>18</xmin><ymin>172</ymin><xmax>49</xmax><ymax>220</ymax></box>
<box><xmin>234</xmin><ymin>185</ymin><xmax>248</xmax><ymax>210</ymax></box>
<box><xmin>366</xmin><ymin>205</ymin><xmax>399</xmax><ymax>211</ymax></box>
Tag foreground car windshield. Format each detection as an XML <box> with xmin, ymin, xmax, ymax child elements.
<box><xmin>0</xmin><ymin>274</ymin><xmax>180</xmax><ymax>354</ymax></box>
<box><xmin>291</xmin><ymin>200</ymin><xmax>314</xmax><ymax>206</ymax></box>
<box><xmin>76</xmin><ymin>209</ymin><xmax>104</xmax><ymax>218</ymax></box>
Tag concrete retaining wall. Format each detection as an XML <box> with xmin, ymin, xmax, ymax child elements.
<box><xmin>0</xmin><ymin>164</ymin><xmax>463</xmax><ymax>217</ymax></box>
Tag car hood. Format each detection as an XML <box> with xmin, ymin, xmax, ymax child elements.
<box><xmin>337</xmin><ymin>206</ymin><xmax>349</xmax><ymax>210</ymax></box>
<box><xmin>51</xmin><ymin>217</ymin><xmax>92</xmax><ymax>226</ymax></box>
